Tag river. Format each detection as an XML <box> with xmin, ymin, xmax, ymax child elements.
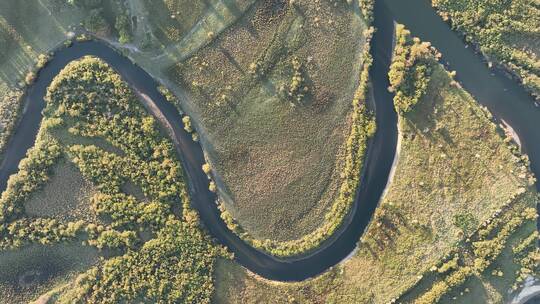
<box><xmin>0</xmin><ymin>0</ymin><xmax>536</xmax><ymax>282</ymax></box>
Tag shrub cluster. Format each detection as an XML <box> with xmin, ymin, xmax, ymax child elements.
<box><xmin>157</xmin><ymin>85</ymin><xmax>183</xmax><ymax>112</ymax></box>
<box><xmin>388</xmin><ymin>24</ymin><xmax>437</xmax><ymax>113</ymax></box>
<box><xmin>0</xmin><ymin>89</ymin><xmax>23</xmax><ymax>161</ymax></box>
<box><xmin>287</xmin><ymin>56</ymin><xmax>309</xmax><ymax>104</ymax></box>
<box><xmin>358</xmin><ymin>0</ymin><xmax>374</xmax><ymax>24</ymax></box>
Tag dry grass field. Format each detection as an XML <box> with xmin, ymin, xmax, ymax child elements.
<box><xmin>165</xmin><ymin>0</ymin><xmax>370</xmax><ymax>242</ymax></box>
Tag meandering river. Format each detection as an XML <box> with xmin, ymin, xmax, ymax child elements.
<box><xmin>0</xmin><ymin>0</ymin><xmax>536</xmax><ymax>282</ymax></box>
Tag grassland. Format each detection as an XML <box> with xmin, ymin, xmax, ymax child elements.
<box><xmin>431</xmin><ymin>0</ymin><xmax>540</xmax><ymax>99</ymax></box>
<box><xmin>23</xmin><ymin>160</ymin><xmax>97</xmax><ymax>223</ymax></box>
<box><xmin>139</xmin><ymin>0</ymin><xmax>210</xmax><ymax>45</ymax></box>
<box><xmin>0</xmin><ymin>244</ymin><xmax>99</xmax><ymax>304</ymax></box>
<box><xmin>212</xmin><ymin>27</ymin><xmax>538</xmax><ymax>304</ymax></box>
<box><xmin>163</xmin><ymin>0</ymin><xmax>372</xmax><ymax>245</ymax></box>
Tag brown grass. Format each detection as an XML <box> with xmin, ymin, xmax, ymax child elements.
<box><xmin>166</xmin><ymin>0</ymin><xmax>369</xmax><ymax>241</ymax></box>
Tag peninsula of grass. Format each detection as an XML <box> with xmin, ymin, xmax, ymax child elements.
<box><xmin>431</xmin><ymin>0</ymin><xmax>540</xmax><ymax>99</ymax></box>
<box><xmin>162</xmin><ymin>0</ymin><xmax>374</xmax><ymax>257</ymax></box>
<box><xmin>212</xmin><ymin>25</ymin><xmax>538</xmax><ymax>304</ymax></box>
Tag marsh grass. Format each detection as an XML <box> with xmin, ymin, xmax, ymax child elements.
<box><xmin>23</xmin><ymin>158</ymin><xmax>97</xmax><ymax>223</ymax></box>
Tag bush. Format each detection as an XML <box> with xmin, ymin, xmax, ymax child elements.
<box><xmin>37</xmin><ymin>53</ymin><xmax>51</xmax><ymax>69</ymax></box>
<box><xmin>388</xmin><ymin>25</ymin><xmax>435</xmax><ymax>113</ymax></box>
<box><xmin>202</xmin><ymin>163</ymin><xmax>211</xmax><ymax>175</ymax></box>
<box><xmin>25</xmin><ymin>71</ymin><xmax>36</xmax><ymax>85</ymax></box>
<box><xmin>115</xmin><ymin>13</ymin><xmax>132</xmax><ymax>44</ymax></box>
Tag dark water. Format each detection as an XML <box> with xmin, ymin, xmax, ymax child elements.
<box><xmin>0</xmin><ymin>0</ymin><xmax>536</xmax><ymax>282</ymax></box>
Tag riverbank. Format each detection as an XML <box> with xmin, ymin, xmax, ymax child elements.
<box><xmin>380</xmin><ymin>115</ymin><xmax>402</xmax><ymax>201</ymax></box>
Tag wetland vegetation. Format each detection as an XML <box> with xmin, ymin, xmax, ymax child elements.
<box><xmin>0</xmin><ymin>57</ymin><xmax>225</xmax><ymax>303</ymax></box>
